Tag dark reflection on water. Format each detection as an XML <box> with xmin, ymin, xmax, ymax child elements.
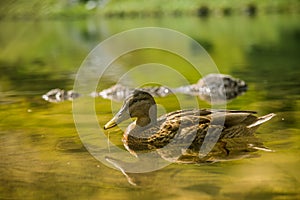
<box><xmin>42</xmin><ymin>73</ymin><xmax>247</xmax><ymax>104</ymax></box>
<box><xmin>0</xmin><ymin>14</ymin><xmax>300</xmax><ymax>199</ymax></box>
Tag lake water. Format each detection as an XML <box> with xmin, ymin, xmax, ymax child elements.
<box><xmin>1</xmin><ymin>14</ymin><xmax>300</xmax><ymax>199</ymax></box>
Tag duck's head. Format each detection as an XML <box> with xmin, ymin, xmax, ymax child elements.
<box><xmin>104</xmin><ymin>90</ymin><xmax>157</xmax><ymax>130</ymax></box>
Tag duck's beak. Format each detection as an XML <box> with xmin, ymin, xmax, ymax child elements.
<box><xmin>104</xmin><ymin>106</ymin><xmax>130</xmax><ymax>130</ymax></box>
<box><xmin>103</xmin><ymin>116</ymin><xmax>118</xmax><ymax>130</ymax></box>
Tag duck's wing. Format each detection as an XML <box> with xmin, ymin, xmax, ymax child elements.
<box><xmin>211</xmin><ymin>111</ymin><xmax>275</xmax><ymax>138</ymax></box>
<box><xmin>150</xmin><ymin>109</ymin><xmax>275</xmax><ymax>147</ymax></box>
<box><xmin>149</xmin><ymin>110</ymin><xmax>212</xmax><ymax>148</ymax></box>
<box><xmin>209</xmin><ymin>111</ymin><xmax>258</xmax><ymax>127</ymax></box>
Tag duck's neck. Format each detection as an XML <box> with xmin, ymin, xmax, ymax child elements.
<box><xmin>136</xmin><ymin>104</ymin><xmax>157</xmax><ymax>127</ymax></box>
<box><xmin>136</xmin><ymin>116</ymin><xmax>155</xmax><ymax>127</ymax></box>
<box><xmin>122</xmin><ymin>120</ymin><xmax>154</xmax><ymax>154</ymax></box>
<box><xmin>122</xmin><ymin>104</ymin><xmax>158</xmax><ymax>154</ymax></box>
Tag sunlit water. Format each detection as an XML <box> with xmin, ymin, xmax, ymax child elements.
<box><xmin>1</xmin><ymin>14</ymin><xmax>300</xmax><ymax>199</ymax></box>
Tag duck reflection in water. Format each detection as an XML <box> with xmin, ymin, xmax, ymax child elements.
<box><xmin>103</xmin><ymin>90</ymin><xmax>275</xmax><ymax>185</ymax></box>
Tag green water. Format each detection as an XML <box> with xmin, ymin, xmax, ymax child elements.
<box><xmin>1</xmin><ymin>14</ymin><xmax>300</xmax><ymax>199</ymax></box>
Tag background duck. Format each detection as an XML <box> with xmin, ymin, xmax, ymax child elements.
<box><xmin>104</xmin><ymin>90</ymin><xmax>275</xmax><ymax>162</ymax></box>
<box><xmin>99</xmin><ymin>73</ymin><xmax>247</xmax><ymax>103</ymax></box>
<box><xmin>174</xmin><ymin>73</ymin><xmax>248</xmax><ymax>104</ymax></box>
<box><xmin>42</xmin><ymin>73</ymin><xmax>246</xmax><ymax>104</ymax></box>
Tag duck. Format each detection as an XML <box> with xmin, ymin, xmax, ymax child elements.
<box><xmin>104</xmin><ymin>90</ymin><xmax>275</xmax><ymax>161</ymax></box>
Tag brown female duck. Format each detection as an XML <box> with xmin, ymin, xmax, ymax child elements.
<box><xmin>104</xmin><ymin>90</ymin><xmax>275</xmax><ymax>160</ymax></box>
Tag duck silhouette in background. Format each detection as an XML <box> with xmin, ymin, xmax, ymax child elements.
<box><xmin>42</xmin><ymin>73</ymin><xmax>247</xmax><ymax>104</ymax></box>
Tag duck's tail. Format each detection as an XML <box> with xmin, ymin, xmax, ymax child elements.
<box><xmin>247</xmin><ymin>113</ymin><xmax>276</xmax><ymax>128</ymax></box>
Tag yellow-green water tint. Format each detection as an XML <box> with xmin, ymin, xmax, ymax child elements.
<box><xmin>0</xmin><ymin>14</ymin><xmax>300</xmax><ymax>199</ymax></box>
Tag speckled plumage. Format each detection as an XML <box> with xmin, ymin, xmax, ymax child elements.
<box><xmin>104</xmin><ymin>90</ymin><xmax>275</xmax><ymax>162</ymax></box>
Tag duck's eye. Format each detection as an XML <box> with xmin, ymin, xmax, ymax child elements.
<box><xmin>129</xmin><ymin>99</ymin><xmax>139</xmax><ymax>107</ymax></box>
<box><xmin>132</xmin><ymin>99</ymin><xmax>138</xmax><ymax>104</ymax></box>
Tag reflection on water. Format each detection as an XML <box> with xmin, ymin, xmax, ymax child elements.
<box><xmin>0</xmin><ymin>14</ymin><xmax>300</xmax><ymax>199</ymax></box>
<box><xmin>105</xmin><ymin>136</ymin><xmax>273</xmax><ymax>186</ymax></box>
<box><xmin>42</xmin><ymin>73</ymin><xmax>247</xmax><ymax>103</ymax></box>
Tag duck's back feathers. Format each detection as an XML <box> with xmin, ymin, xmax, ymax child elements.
<box><xmin>125</xmin><ymin>109</ymin><xmax>275</xmax><ymax>152</ymax></box>
<box><xmin>247</xmin><ymin>113</ymin><xmax>276</xmax><ymax>128</ymax></box>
